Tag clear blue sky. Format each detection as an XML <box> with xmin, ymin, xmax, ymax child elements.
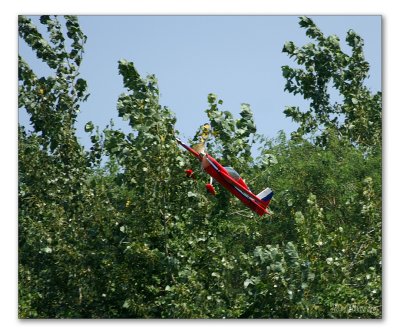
<box><xmin>19</xmin><ymin>15</ymin><xmax>381</xmax><ymax>149</ymax></box>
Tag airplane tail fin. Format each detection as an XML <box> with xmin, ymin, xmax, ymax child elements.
<box><xmin>256</xmin><ymin>187</ymin><xmax>273</xmax><ymax>208</ymax></box>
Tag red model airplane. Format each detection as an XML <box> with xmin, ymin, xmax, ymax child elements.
<box><xmin>176</xmin><ymin>138</ymin><xmax>273</xmax><ymax>216</ymax></box>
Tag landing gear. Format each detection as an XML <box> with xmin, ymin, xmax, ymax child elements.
<box><xmin>205</xmin><ymin>177</ymin><xmax>216</xmax><ymax>196</ymax></box>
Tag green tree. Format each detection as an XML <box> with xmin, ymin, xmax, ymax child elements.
<box><xmin>250</xmin><ymin>131</ymin><xmax>381</xmax><ymax>318</ymax></box>
<box><xmin>282</xmin><ymin>16</ymin><xmax>381</xmax><ymax>149</ymax></box>
<box><xmin>18</xmin><ymin>15</ymin><xmax>381</xmax><ymax>319</ymax></box>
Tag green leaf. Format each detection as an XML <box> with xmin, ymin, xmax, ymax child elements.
<box><xmin>43</xmin><ymin>246</ymin><xmax>52</xmax><ymax>253</ymax></box>
<box><xmin>282</xmin><ymin>41</ymin><xmax>295</xmax><ymax>54</ymax></box>
<box><xmin>84</xmin><ymin>121</ymin><xmax>94</xmax><ymax>132</ymax></box>
<box><xmin>244</xmin><ymin>278</ymin><xmax>254</xmax><ymax>288</ymax></box>
<box><xmin>299</xmin><ymin>16</ymin><xmax>315</xmax><ymax>28</ymax></box>
<box><xmin>282</xmin><ymin>65</ymin><xmax>292</xmax><ymax>78</ymax></box>
<box><xmin>208</xmin><ymin>93</ymin><xmax>217</xmax><ymax>104</ymax></box>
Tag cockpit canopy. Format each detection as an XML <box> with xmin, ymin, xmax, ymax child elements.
<box><xmin>224</xmin><ymin>167</ymin><xmax>241</xmax><ymax>181</ymax></box>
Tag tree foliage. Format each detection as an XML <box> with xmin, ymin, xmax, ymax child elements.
<box><xmin>282</xmin><ymin>16</ymin><xmax>381</xmax><ymax>149</ymax></box>
<box><xmin>18</xmin><ymin>16</ymin><xmax>381</xmax><ymax>319</ymax></box>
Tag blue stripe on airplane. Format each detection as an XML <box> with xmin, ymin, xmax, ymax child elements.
<box><xmin>262</xmin><ymin>192</ymin><xmax>274</xmax><ymax>202</ymax></box>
